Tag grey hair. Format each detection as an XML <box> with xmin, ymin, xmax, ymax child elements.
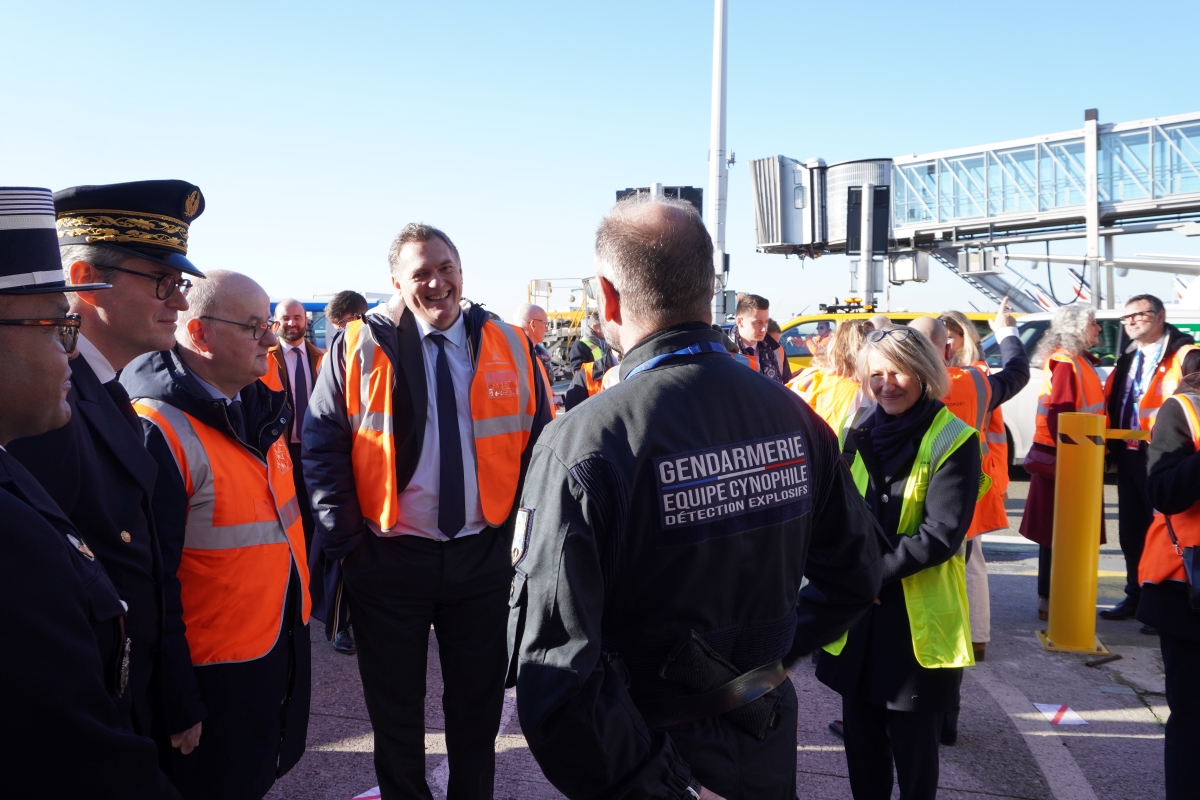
<box><xmin>387</xmin><ymin>223</ymin><xmax>460</xmax><ymax>276</ymax></box>
<box><xmin>1033</xmin><ymin>303</ymin><xmax>1094</xmax><ymax>363</ymax></box>
<box><xmin>179</xmin><ymin>269</ymin><xmax>237</xmax><ymax>322</ymax></box>
<box><xmin>857</xmin><ymin>327</ymin><xmax>950</xmax><ymax>401</ymax></box>
<box><xmin>512</xmin><ymin>303</ymin><xmax>544</xmax><ymax>327</ymax></box>
<box><xmin>60</xmin><ymin>244</ymin><xmax>128</xmax><ymax>284</ymax></box>
<box><xmin>594</xmin><ymin>194</ymin><xmax>714</xmax><ymax>328</ymax></box>
<box><xmin>940</xmin><ymin>310</ymin><xmax>984</xmax><ymax>367</ymax></box>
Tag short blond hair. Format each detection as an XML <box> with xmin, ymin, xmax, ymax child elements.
<box><xmin>857</xmin><ymin>328</ymin><xmax>949</xmax><ymax>401</ymax></box>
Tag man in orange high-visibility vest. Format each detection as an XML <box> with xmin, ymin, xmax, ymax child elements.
<box><xmin>124</xmin><ymin>270</ymin><xmax>311</xmax><ymax>800</ymax></box>
<box><xmin>514</xmin><ymin>302</ymin><xmax>561</xmax><ymax>418</ymax></box>
<box><xmin>1103</xmin><ymin>294</ymin><xmax>1198</xmax><ymax>626</ymax></box>
<box><xmin>304</xmin><ymin>224</ymin><xmax>553</xmax><ymax>800</ymax></box>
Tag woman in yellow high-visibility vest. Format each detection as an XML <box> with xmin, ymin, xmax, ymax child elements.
<box><xmin>1019</xmin><ymin>304</ymin><xmax>1105</xmax><ymax>620</ymax></box>
<box><xmin>816</xmin><ymin>326</ymin><xmax>982</xmax><ymax>800</ymax></box>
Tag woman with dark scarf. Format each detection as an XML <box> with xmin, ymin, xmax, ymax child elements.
<box><xmin>816</xmin><ymin>326</ymin><xmax>982</xmax><ymax>800</ymax></box>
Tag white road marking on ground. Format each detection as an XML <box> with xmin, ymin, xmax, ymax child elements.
<box><xmin>970</xmin><ymin>665</ymin><xmax>1101</xmax><ymax>800</ymax></box>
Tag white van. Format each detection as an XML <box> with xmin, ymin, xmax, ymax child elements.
<box><xmin>981</xmin><ymin>307</ymin><xmax>1200</xmax><ymax>465</ymax></box>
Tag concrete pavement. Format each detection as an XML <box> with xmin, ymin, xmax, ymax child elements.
<box><xmin>266</xmin><ymin>476</ymin><xmax>1168</xmax><ymax>799</ymax></box>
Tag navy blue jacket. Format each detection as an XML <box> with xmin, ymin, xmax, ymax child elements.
<box><xmin>8</xmin><ymin>354</ymin><xmax>170</xmax><ymax>737</ymax></box>
<box><xmin>0</xmin><ymin>449</ymin><xmax>179</xmax><ymax>799</ymax></box>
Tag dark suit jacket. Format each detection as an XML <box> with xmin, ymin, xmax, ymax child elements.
<box><xmin>0</xmin><ymin>449</ymin><xmax>178</xmax><ymax>799</ymax></box>
<box><xmin>302</xmin><ymin>302</ymin><xmax>553</xmax><ymax>628</ymax></box>
<box><xmin>268</xmin><ymin>340</ymin><xmax>325</xmax><ymax>440</ymax></box>
<box><xmin>7</xmin><ymin>353</ymin><xmax>184</xmax><ymax>737</ymax></box>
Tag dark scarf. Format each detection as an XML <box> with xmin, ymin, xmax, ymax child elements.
<box><xmin>732</xmin><ymin>329</ymin><xmax>785</xmax><ymax>383</ymax></box>
<box><xmin>868</xmin><ymin>395</ymin><xmax>943</xmax><ymax>466</ymax></box>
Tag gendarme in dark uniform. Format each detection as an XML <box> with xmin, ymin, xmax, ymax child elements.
<box><xmin>507</xmin><ymin>197</ymin><xmax>884</xmax><ymax>800</ymax></box>
<box><xmin>9</xmin><ymin>181</ymin><xmax>207</xmax><ymax>740</ymax></box>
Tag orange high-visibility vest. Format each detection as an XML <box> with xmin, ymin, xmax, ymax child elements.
<box><xmin>344</xmin><ymin>316</ymin><xmax>537</xmax><ymax>531</ymax></box>
<box><xmin>1033</xmin><ymin>349</ymin><xmax>1106</xmax><ymax>448</ymax></box>
<box><xmin>534</xmin><ymin>356</ymin><xmax>556</xmax><ymax>419</ymax></box>
<box><xmin>983</xmin><ymin>398</ymin><xmax>1009</xmax><ymax>497</ymax></box>
<box><xmin>787</xmin><ymin>367</ymin><xmax>863</xmax><ymax>432</ymax></box>
<box><xmin>1104</xmin><ymin>343</ymin><xmax>1199</xmax><ymax>434</ymax></box>
<box><xmin>580</xmin><ymin>361</ymin><xmax>606</xmax><ymax>397</ymax></box>
<box><xmin>1140</xmin><ymin>392</ymin><xmax>1200</xmax><ymax>586</ymax></box>
<box><xmin>262</xmin><ymin>346</ymin><xmax>325</xmax><ymax>393</ymax></box>
<box><xmin>132</xmin><ymin>398</ymin><xmax>311</xmax><ymax>665</ymax></box>
<box><xmin>803</xmin><ymin>332</ymin><xmax>831</xmax><ymax>356</ymax></box>
<box><xmin>944</xmin><ymin>365</ymin><xmax>1008</xmax><ymax>537</ymax></box>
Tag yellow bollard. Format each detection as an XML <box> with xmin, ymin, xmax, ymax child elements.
<box><xmin>1036</xmin><ymin>412</ymin><xmax>1109</xmax><ymax>654</ymax></box>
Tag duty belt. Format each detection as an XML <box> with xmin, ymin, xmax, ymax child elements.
<box><xmin>637</xmin><ymin>659</ymin><xmax>787</xmax><ymax>730</ymax></box>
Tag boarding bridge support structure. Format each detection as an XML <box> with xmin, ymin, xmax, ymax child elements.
<box><xmin>752</xmin><ymin>109</ymin><xmax>1200</xmax><ymax>311</ymax></box>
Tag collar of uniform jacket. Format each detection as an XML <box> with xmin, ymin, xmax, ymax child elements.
<box><xmin>121</xmin><ymin>346</ymin><xmax>292</xmax><ymax>457</ymax></box>
<box><xmin>617</xmin><ymin>321</ymin><xmax>728</xmax><ymax>380</ymax></box>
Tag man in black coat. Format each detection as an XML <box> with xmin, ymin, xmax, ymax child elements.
<box><xmin>507</xmin><ymin>195</ymin><xmax>883</xmax><ymax>800</ymax></box>
<box><xmin>0</xmin><ymin>186</ymin><xmax>179</xmax><ymax>798</ymax></box>
<box><xmin>9</xmin><ymin>181</ymin><xmax>208</xmax><ymax>753</ymax></box>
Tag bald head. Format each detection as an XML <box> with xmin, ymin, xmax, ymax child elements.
<box><xmin>180</xmin><ymin>270</ymin><xmax>266</xmax><ymax>325</ymax></box>
<box><xmin>275</xmin><ymin>297</ymin><xmax>308</xmax><ymax>344</ymax></box>
<box><xmin>176</xmin><ymin>270</ymin><xmax>276</xmax><ymax>398</ymax></box>
<box><xmin>869</xmin><ymin>314</ymin><xmax>892</xmax><ymax>329</ymax></box>
<box><xmin>513</xmin><ymin>303</ymin><xmax>547</xmax><ymax>345</ymax></box>
<box><xmin>908</xmin><ymin>316</ymin><xmax>950</xmax><ymax>365</ymax></box>
<box><xmin>594</xmin><ymin>195</ymin><xmax>714</xmax><ymax>332</ymax></box>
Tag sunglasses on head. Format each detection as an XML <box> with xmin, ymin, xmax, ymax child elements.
<box><xmin>866</xmin><ymin>328</ymin><xmax>914</xmax><ymax>343</ymax></box>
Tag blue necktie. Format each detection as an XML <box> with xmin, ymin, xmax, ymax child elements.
<box><xmin>430</xmin><ymin>334</ymin><xmax>465</xmax><ymax>538</ymax></box>
<box><xmin>291</xmin><ymin>348</ymin><xmax>308</xmax><ymax>439</ymax></box>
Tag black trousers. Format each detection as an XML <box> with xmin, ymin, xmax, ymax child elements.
<box><xmin>165</xmin><ymin>574</ymin><xmax>311</xmax><ymax>800</ymax></box>
<box><xmin>1117</xmin><ymin>448</ymin><xmax>1153</xmax><ymax>602</ymax></box>
<box><xmin>1038</xmin><ymin>546</ymin><xmax>1052</xmax><ymax>600</ymax></box>
<box><xmin>664</xmin><ymin>677</ymin><xmax>799</xmax><ymax>800</ymax></box>
<box><xmin>1160</xmin><ymin>631</ymin><xmax>1200</xmax><ymax>800</ymax></box>
<box><xmin>842</xmin><ymin>695</ymin><xmax>941</xmax><ymax>800</ymax></box>
<box><xmin>343</xmin><ymin>528</ymin><xmax>512</xmax><ymax>800</ymax></box>
<box><xmin>288</xmin><ymin>443</ymin><xmax>315</xmax><ymax>554</ymax></box>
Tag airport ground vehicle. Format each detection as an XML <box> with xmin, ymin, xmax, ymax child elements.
<box><xmin>981</xmin><ymin>308</ymin><xmax>1200</xmax><ymax>464</ymax></box>
<box><xmin>778</xmin><ymin>298</ymin><xmax>998</xmax><ymax>372</ymax></box>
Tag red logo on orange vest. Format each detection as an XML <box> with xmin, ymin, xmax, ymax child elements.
<box><xmin>485</xmin><ymin>370</ymin><xmax>518</xmax><ymax>399</ymax></box>
<box><xmin>273</xmin><ymin>442</ymin><xmax>292</xmax><ymax>475</ymax></box>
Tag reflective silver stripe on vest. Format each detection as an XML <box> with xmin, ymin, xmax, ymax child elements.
<box><xmin>964</xmin><ymin>366</ymin><xmax>991</xmax><ymax>455</ymax></box>
<box><xmin>1176</xmin><ymin>393</ymin><xmax>1200</xmax><ymax>441</ymax></box>
<box><xmin>985</xmin><ymin>431</ymin><xmax>1007</xmax><ymax>444</ymax></box>
<box><xmin>1036</xmin><ymin>355</ymin><xmax>1104</xmax><ymax>416</ymax></box>
<box><xmin>349</xmin><ymin>314</ymin><xmax>395</xmax><ymax>440</ymax></box>
<box><xmin>132</xmin><ymin>398</ymin><xmax>288</xmax><ymax>551</ymax></box>
<box><xmin>474</xmin><ymin>321</ymin><xmax>536</xmax><ymax>441</ymax></box>
<box><xmin>930</xmin><ymin>413</ymin><xmax>972</xmax><ymax>470</ymax></box>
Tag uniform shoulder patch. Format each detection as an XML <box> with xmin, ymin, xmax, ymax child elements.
<box><xmin>653</xmin><ymin>431</ymin><xmax>812</xmax><ymax>547</ymax></box>
<box><xmin>512</xmin><ymin>506</ymin><xmax>534</xmax><ymax>566</ymax></box>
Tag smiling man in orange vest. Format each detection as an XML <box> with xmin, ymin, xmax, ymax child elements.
<box><xmin>123</xmin><ymin>270</ymin><xmax>310</xmax><ymax>800</ymax></box>
<box><xmin>304</xmin><ymin>223</ymin><xmax>552</xmax><ymax>800</ymax></box>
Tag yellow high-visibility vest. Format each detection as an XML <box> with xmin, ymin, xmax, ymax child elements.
<box><xmin>825</xmin><ymin>406</ymin><xmax>981</xmax><ymax>669</ymax></box>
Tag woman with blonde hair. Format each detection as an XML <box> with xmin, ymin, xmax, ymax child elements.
<box><xmin>816</xmin><ymin>326</ymin><xmax>982</xmax><ymax>800</ymax></box>
<box><xmin>788</xmin><ymin>319</ymin><xmax>874</xmax><ymax>433</ymax></box>
<box><xmin>1021</xmin><ymin>303</ymin><xmax>1105</xmax><ymax>618</ymax></box>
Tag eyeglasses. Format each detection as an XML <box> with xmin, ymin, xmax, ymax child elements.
<box><xmin>201</xmin><ymin>316</ymin><xmax>279</xmax><ymax>340</ymax></box>
<box><xmin>1119</xmin><ymin>310</ymin><xmax>1157</xmax><ymax>325</ymax></box>
<box><xmin>866</xmin><ymin>328</ymin><xmax>914</xmax><ymax>343</ymax></box>
<box><xmin>0</xmin><ymin>314</ymin><xmax>82</xmax><ymax>353</ymax></box>
<box><xmin>106</xmin><ymin>264</ymin><xmax>192</xmax><ymax>300</ymax></box>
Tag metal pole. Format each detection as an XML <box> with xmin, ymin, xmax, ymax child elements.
<box><xmin>1084</xmin><ymin>109</ymin><xmax>1101</xmax><ymax>310</ymax></box>
<box><xmin>859</xmin><ymin>184</ymin><xmax>875</xmax><ymax>302</ymax></box>
<box><xmin>707</xmin><ymin>0</ymin><xmax>729</xmax><ymax>316</ymax></box>
<box><xmin>1104</xmin><ymin>234</ymin><xmax>1115</xmax><ymax>309</ymax></box>
<box><xmin>1038</xmin><ymin>412</ymin><xmax>1108</xmax><ymax>654</ymax></box>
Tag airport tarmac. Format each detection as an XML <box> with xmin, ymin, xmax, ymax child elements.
<box><xmin>267</xmin><ymin>477</ymin><xmax>1167</xmax><ymax>800</ymax></box>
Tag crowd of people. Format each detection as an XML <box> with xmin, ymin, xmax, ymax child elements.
<box><xmin>0</xmin><ymin>178</ymin><xmax>1195</xmax><ymax>800</ymax></box>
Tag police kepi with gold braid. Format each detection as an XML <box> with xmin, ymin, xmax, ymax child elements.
<box><xmin>55</xmin><ymin>179</ymin><xmax>207</xmax><ymax>277</ymax></box>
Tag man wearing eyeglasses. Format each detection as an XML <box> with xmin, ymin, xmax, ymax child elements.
<box><xmin>1103</xmin><ymin>294</ymin><xmax>1198</xmax><ymax>627</ymax></box>
<box><xmin>123</xmin><ymin>270</ymin><xmax>311</xmax><ymax>800</ymax></box>
<box><xmin>0</xmin><ymin>186</ymin><xmax>182</xmax><ymax>797</ymax></box>
<box><xmin>9</xmin><ymin>181</ymin><xmax>208</xmax><ymax>760</ymax></box>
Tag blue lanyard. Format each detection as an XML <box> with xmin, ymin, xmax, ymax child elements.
<box><xmin>623</xmin><ymin>341</ymin><xmax>730</xmax><ymax>381</ymax></box>
<box><xmin>1132</xmin><ymin>339</ymin><xmax>1165</xmax><ymax>401</ymax></box>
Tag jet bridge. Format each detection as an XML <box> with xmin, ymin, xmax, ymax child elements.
<box><xmin>752</xmin><ymin>109</ymin><xmax>1200</xmax><ymax>311</ymax></box>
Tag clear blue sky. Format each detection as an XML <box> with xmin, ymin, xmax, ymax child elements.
<box><xmin>5</xmin><ymin>0</ymin><xmax>1199</xmax><ymax>320</ymax></box>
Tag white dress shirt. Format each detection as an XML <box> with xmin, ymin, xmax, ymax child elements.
<box><xmin>280</xmin><ymin>340</ymin><xmax>312</xmax><ymax>443</ymax></box>
<box><xmin>379</xmin><ymin>311</ymin><xmax>486</xmax><ymax>541</ymax></box>
<box><xmin>75</xmin><ymin>334</ymin><xmax>118</xmax><ymax>384</ymax></box>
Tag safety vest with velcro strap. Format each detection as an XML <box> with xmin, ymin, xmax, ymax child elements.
<box><xmin>944</xmin><ymin>365</ymin><xmax>1009</xmax><ymax>538</ymax></box>
<box><xmin>1033</xmin><ymin>349</ymin><xmax>1106</xmax><ymax>448</ymax></box>
<box><xmin>1104</xmin><ymin>343</ymin><xmax>1200</xmax><ymax>435</ymax></box>
<box><xmin>787</xmin><ymin>367</ymin><xmax>864</xmax><ymax>434</ymax></box>
<box><xmin>132</xmin><ymin>398</ymin><xmax>311</xmax><ymax>665</ymax></box>
<box><xmin>826</xmin><ymin>406</ymin><xmax>983</xmax><ymax>668</ymax></box>
<box><xmin>1140</xmin><ymin>392</ymin><xmax>1200</xmax><ymax>587</ymax></box>
<box><xmin>344</xmin><ymin>315</ymin><xmax>537</xmax><ymax>531</ymax></box>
